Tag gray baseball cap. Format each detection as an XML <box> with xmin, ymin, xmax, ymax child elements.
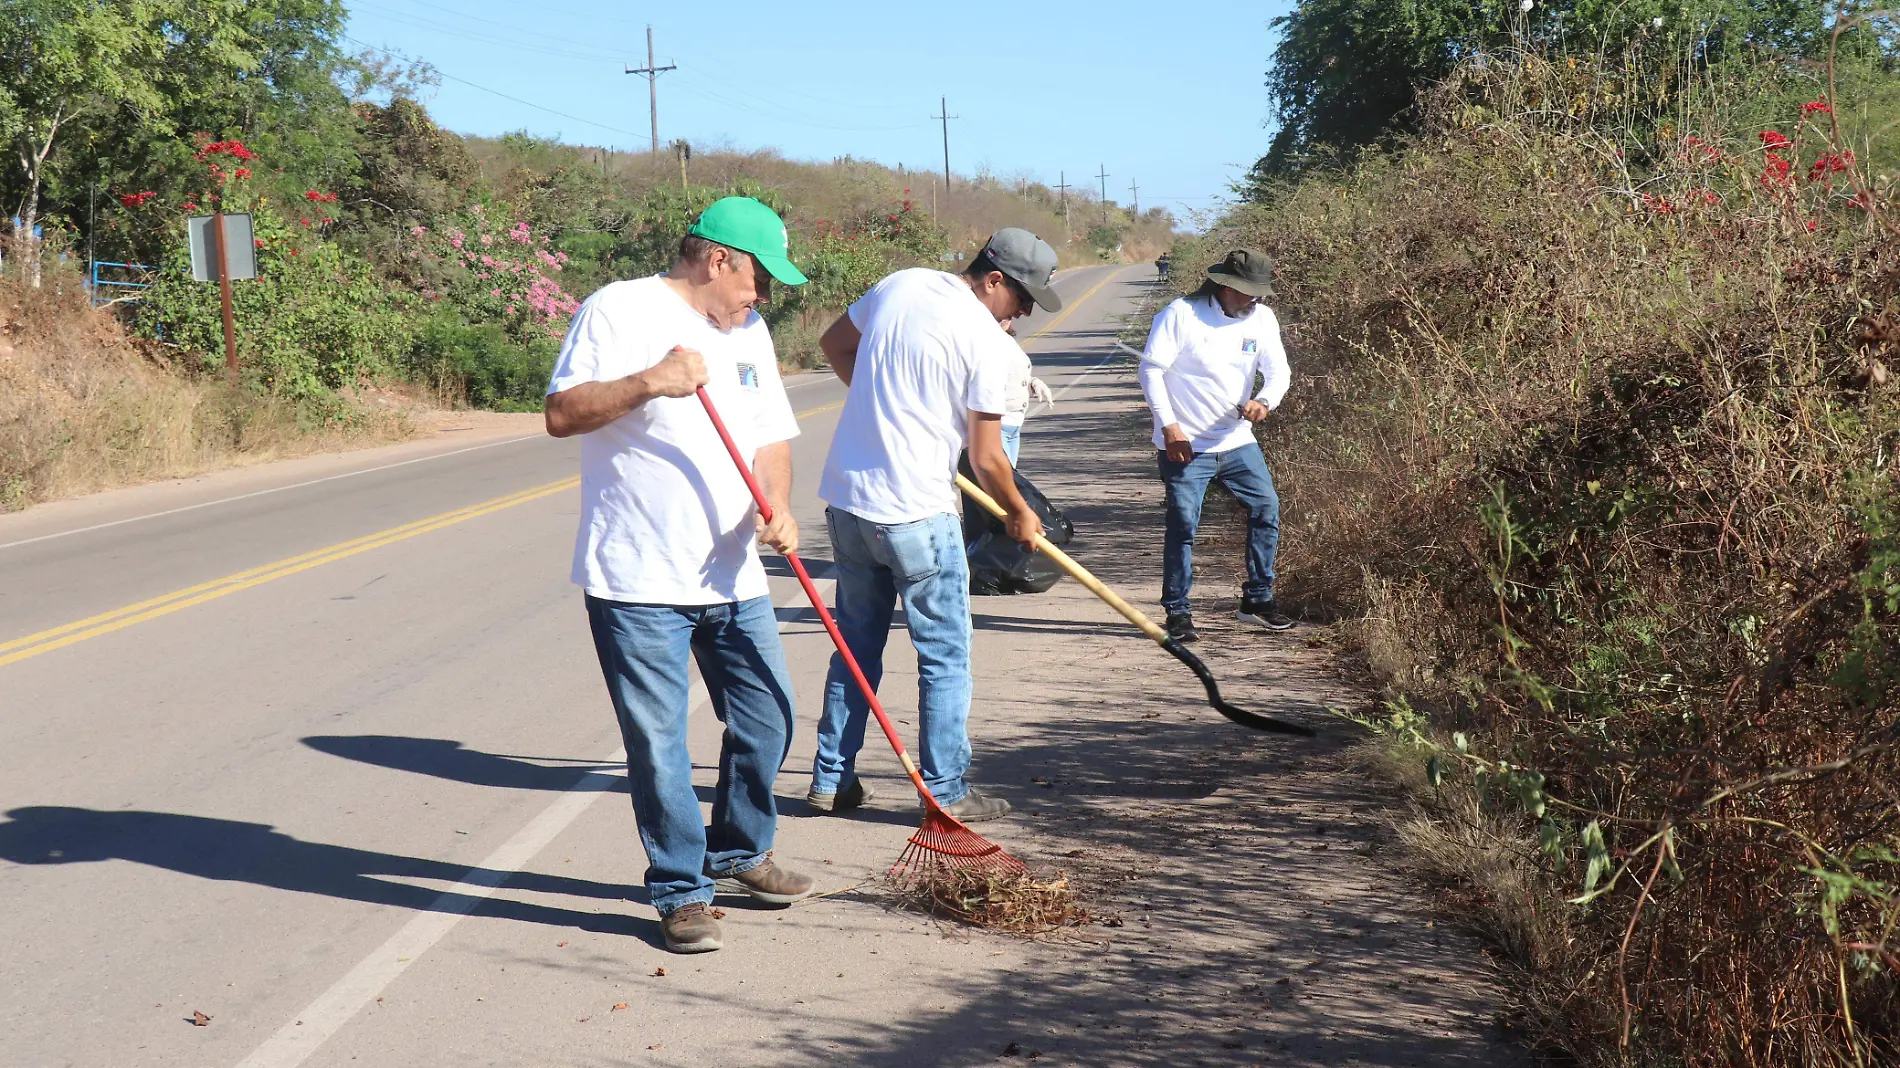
<box><xmin>980</xmin><ymin>227</ymin><xmax>1062</xmax><ymax>313</ymax></box>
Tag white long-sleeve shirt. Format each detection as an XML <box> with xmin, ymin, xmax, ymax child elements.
<box><xmin>1137</xmin><ymin>293</ymin><xmax>1289</xmax><ymax>453</ymax></box>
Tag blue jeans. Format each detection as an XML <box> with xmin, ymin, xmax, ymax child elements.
<box><xmin>1000</xmin><ymin>423</ymin><xmax>1022</xmax><ymax>464</ymax></box>
<box><xmin>1158</xmin><ymin>445</ymin><xmax>1280</xmax><ymax>615</ymax></box>
<box><xmin>811</xmin><ymin>508</ymin><xmax>974</xmax><ymax>804</ymax></box>
<box><xmin>584</xmin><ymin>594</ymin><xmax>794</xmax><ymax>916</ymax></box>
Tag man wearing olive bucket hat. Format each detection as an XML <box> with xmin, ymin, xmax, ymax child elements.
<box><xmin>1137</xmin><ymin>248</ymin><xmax>1293</xmax><ymax>643</ymax></box>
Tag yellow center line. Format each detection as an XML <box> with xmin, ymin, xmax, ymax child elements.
<box><xmin>0</xmin><ymin>477</ymin><xmax>578</xmax><ymax>670</ymax></box>
<box><xmin>2</xmin><ymin>274</ymin><xmax>1118</xmax><ymax>671</ymax></box>
<box><xmin>1021</xmin><ymin>265</ymin><xmax>1125</xmax><ymax>343</ymax></box>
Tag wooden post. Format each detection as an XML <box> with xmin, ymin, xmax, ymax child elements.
<box><xmin>210</xmin><ymin>212</ymin><xmax>238</xmax><ymax>381</ymax></box>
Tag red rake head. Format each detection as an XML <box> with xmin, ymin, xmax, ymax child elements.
<box><xmin>888</xmin><ymin>801</ymin><xmax>1026</xmax><ymax>887</ymax></box>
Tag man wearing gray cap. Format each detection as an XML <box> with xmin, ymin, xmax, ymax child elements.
<box><xmin>806</xmin><ymin>228</ymin><xmax>1059</xmax><ymax>822</ymax></box>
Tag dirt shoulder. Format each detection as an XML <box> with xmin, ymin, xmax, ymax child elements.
<box><xmin>788</xmin><ymin>295</ymin><xmax>1526</xmax><ymax>1064</ymax></box>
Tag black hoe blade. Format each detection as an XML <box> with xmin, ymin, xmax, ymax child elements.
<box><xmin>1160</xmin><ymin>638</ymin><xmax>1316</xmax><ymax>736</ymax></box>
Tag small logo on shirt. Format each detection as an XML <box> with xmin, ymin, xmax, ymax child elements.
<box><xmin>1241</xmin><ymin>339</ymin><xmax>1259</xmax><ymax>354</ymax></box>
<box><xmin>736</xmin><ymin>362</ymin><xmax>760</xmax><ymax>389</ymax></box>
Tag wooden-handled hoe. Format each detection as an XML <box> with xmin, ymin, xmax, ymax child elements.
<box><xmin>956</xmin><ymin>474</ymin><xmax>1314</xmax><ymax>737</ymax></box>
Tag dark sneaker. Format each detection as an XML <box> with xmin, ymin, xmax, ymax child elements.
<box><xmin>727</xmin><ymin>857</ymin><xmax>817</xmax><ymax>905</ymax></box>
<box><xmin>660</xmin><ymin>902</ymin><xmax>723</xmax><ymax>953</ymax></box>
<box><xmin>940</xmin><ymin>787</ymin><xmax>1012</xmax><ymax>823</ymax></box>
<box><xmin>1237</xmin><ymin>598</ymin><xmax>1295</xmax><ymax>631</ymax></box>
<box><xmin>805</xmin><ymin>777</ymin><xmax>875</xmax><ymax>814</ymax></box>
<box><xmin>1165</xmin><ymin>612</ymin><xmax>1200</xmax><ymax>643</ymax></box>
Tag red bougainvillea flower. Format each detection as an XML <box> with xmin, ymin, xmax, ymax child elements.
<box><xmin>1760</xmin><ymin>153</ymin><xmax>1794</xmax><ymax>188</ymax></box>
<box><xmin>181</xmin><ymin>201</ymin><xmax>199</xmax><ymax>211</ymax></box>
<box><xmin>1808</xmin><ymin>151</ymin><xmax>1854</xmax><ymax>183</ymax></box>
<box><xmin>299</xmin><ymin>218</ymin><xmax>311</xmax><ymax>227</ymax></box>
<box><xmin>234</xmin><ymin>168</ymin><xmax>251</xmax><ymax>180</ymax></box>
<box><xmin>253</xmin><ymin>238</ymin><xmax>265</xmax><ymax>248</ymax></box>
<box><xmin>303</xmin><ymin>190</ymin><xmax>339</xmax><ymax>203</ymax></box>
<box><xmin>194</xmin><ymin>140</ymin><xmax>257</xmax><ymax>163</ymax></box>
<box><xmin>289</xmin><ymin>248</ymin><xmax>300</xmax><ymax>256</ymax></box>
<box><xmin>1758</xmin><ymin>130</ymin><xmax>1792</xmax><ymax>149</ymax></box>
<box><xmin>1800</xmin><ymin>100</ymin><xmax>1833</xmax><ymax>116</ymax></box>
<box><xmin>118</xmin><ymin>191</ymin><xmax>157</xmax><ymax>208</ymax></box>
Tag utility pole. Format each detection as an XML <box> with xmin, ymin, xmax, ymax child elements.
<box><xmin>931</xmin><ymin>97</ymin><xmax>956</xmax><ymax>192</ymax></box>
<box><xmin>1056</xmin><ymin>171</ymin><xmax>1069</xmax><ymax>222</ymax></box>
<box><xmin>626</xmin><ymin>26</ymin><xmax>676</xmax><ymax>154</ymax></box>
<box><xmin>1096</xmin><ymin>164</ymin><xmax>1111</xmax><ymax>225</ymax></box>
<box><xmin>1129</xmin><ymin>179</ymin><xmax>1140</xmax><ymax>217</ymax></box>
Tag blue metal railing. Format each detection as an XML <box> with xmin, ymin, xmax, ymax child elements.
<box><xmin>89</xmin><ymin>260</ymin><xmax>157</xmax><ymax>306</ymax></box>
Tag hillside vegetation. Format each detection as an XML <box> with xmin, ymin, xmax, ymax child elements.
<box><xmin>0</xmin><ymin>0</ymin><xmax>1169</xmax><ymax>510</ymax></box>
<box><xmin>1162</xmin><ymin>16</ymin><xmax>1900</xmax><ymax>1066</ymax></box>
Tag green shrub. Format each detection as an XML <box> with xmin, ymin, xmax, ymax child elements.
<box><xmin>406</xmin><ymin>313</ymin><xmax>557</xmax><ymax>412</ymax></box>
<box><xmin>143</xmin><ymin>200</ymin><xmax>412</xmax><ymax>400</ymax></box>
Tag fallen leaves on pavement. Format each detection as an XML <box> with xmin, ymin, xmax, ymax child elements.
<box><xmin>189</xmin><ymin>1011</ymin><xmax>211</xmax><ymax>1027</ymax></box>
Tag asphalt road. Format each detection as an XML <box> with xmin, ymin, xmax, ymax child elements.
<box><xmin>0</xmin><ymin>263</ymin><xmax>1139</xmax><ymax>1068</ymax></box>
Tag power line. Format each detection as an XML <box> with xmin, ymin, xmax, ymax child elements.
<box><xmin>343</xmin><ymin>35</ymin><xmax>647</xmax><ymax>141</ymax></box>
<box><xmin>626</xmin><ymin>25</ymin><xmax>676</xmax><ymax>154</ymax></box>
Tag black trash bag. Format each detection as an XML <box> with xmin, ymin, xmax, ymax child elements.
<box><xmin>958</xmin><ymin>452</ymin><xmax>1076</xmax><ymax>596</ymax></box>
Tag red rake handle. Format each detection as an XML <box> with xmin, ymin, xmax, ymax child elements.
<box><xmin>693</xmin><ymin>387</ymin><xmax>939</xmax><ymax>806</ymax></box>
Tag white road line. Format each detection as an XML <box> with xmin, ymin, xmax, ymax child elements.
<box><xmin>231</xmin><ymin>576</ymin><xmax>828</xmax><ymax>1068</ymax></box>
<box><xmin>0</xmin><ymin>434</ymin><xmax>546</xmax><ymax>553</ymax></box>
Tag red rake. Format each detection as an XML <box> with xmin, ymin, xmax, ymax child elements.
<box><xmin>695</xmin><ymin>387</ymin><xmax>1025</xmax><ymax>886</ymax></box>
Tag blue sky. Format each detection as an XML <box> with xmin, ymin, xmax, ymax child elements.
<box><xmin>340</xmin><ymin>0</ymin><xmax>1291</xmax><ymax>224</ymax></box>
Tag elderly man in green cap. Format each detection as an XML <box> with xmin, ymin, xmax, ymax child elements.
<box><xmin>544</xmin><ymin>197</ymin><xmax>814</xmax><ymax>954</ymax></box>
<box><xmin>1137</xmin><ymin>248</ymin><xmax>1293</xmax><ymax>643</ymax></box>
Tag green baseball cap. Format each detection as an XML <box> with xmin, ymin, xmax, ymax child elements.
<box><xmin>687</xmin><ymin>197</ymin><xmax>807</xmax><ymax>286</ymax></box>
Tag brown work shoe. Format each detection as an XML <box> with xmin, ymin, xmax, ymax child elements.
<box><xmin>660</xmin><ymin>902</ymin><xmax>723</xmax><ymax>954</ymax></box>
<box><xmin>727</xmin><ymin>856</ymin><xmax>816</xmax><ymax>905</ymax></box>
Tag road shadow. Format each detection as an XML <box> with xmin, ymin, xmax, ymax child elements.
<box><xmin>0</xmin><ymin>806</ymin><xmax>660</xmax><ymax>944</ymax></box>
<box><xmin>303</xmin><ymin>735</ymin><xmax>625</xmax><ymax>792</ymax></box>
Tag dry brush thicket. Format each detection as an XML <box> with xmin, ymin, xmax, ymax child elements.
<box><xmin>1193</xmin><ymin>53</ymin><xmax>1900</xmax><ymax>1067</ymax></box>
<box><xmin>0</xmin><ymin>276</ymin><xmax>412</xmax><ymax>512</ymax></box>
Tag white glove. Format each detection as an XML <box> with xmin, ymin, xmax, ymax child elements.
<box><xmin>1028</xmin><ymin>377</ymin><xmax>1054</xmax><ymax>411</ymax></box>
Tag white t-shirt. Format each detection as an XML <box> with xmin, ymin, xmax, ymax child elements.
<box><xmin>547</xmin><ymin>276</ymin><xmax>799</xmax><ymax>605</ymax></box>
<box><xmin>1001</xmin><ymin>337</ymin><xmax>1033</xmax><ymax>429</ymax></box>
<box><xmin>818</xmin><ymin>268</ymin><xmax>1015</xmax><ymax>524</ymax></box>
<box><xmin>1137</xmin><ymin>294</ymin><xmax>1290</xmax><ymax>453</ymax></box>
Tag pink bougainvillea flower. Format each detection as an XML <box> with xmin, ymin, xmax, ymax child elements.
<box><xmin>410</xmin><ymin>225</ymin><xmax>427</xmax><ymax>237</ymax></box>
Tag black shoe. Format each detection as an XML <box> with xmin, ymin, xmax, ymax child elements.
<box><xmin>1237</xmin><ymin>598</ymin><xmax>1294</xmax><ymax>631</ymax></box>
<box><xmin>1165</xmin><ymin>612</ymin><xmax>1200</xmax><ymax>643</ymax></box>
<box><xmin>806</xmin><ymin>777</ymin><xmax>875</xmax><ymax>814</ymax></box>
<box><xmin>939</xmin><ymin>787</ymin><xmax>1011</xmax><ymax>823</ymax></box>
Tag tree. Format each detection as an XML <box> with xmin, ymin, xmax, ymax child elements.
<box><xmin>1247</xmin><ymin>0</ymin><xmax>1842</xmax><ymax>190</ymax></box>
<box><xmin>0</xmin><ymin>0</ymin><xmax>349</xmax><ymax>285</ymax></box>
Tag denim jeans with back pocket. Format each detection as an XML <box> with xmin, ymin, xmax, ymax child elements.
<box><xmin>810</xmin><ymin>507</ymin><xmax>974</xmax><ymax>804</ymax></box>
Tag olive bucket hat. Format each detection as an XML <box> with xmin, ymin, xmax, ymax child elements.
<box><xmin>1206</xmin><ymin>248</ymin><xmax>1276</xmax><ymax>299</ymax></box>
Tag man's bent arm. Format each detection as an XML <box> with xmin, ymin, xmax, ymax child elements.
<box><xmin>546</xmin><ymin>377</ymin><xmax>662</xmax><ymax>438</ymax></box>
<box><xmin>546</xmin><ymin>345</ymin><xmax>707</xmax><ymax>438</ymax></box>
<box><xmin>968</xmin><ymin>411</ymin><xmax>1042</xmax><ymax>547</ymax></box>
<box><xmin>754</xmin><ymin>440</ymin><xmax>793</xmax><ymax>517</ymax></box>
<box><xmin>820</xmin><ymin>314</ymin><xmax>863</xmax><ymax>386</ymax></box>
